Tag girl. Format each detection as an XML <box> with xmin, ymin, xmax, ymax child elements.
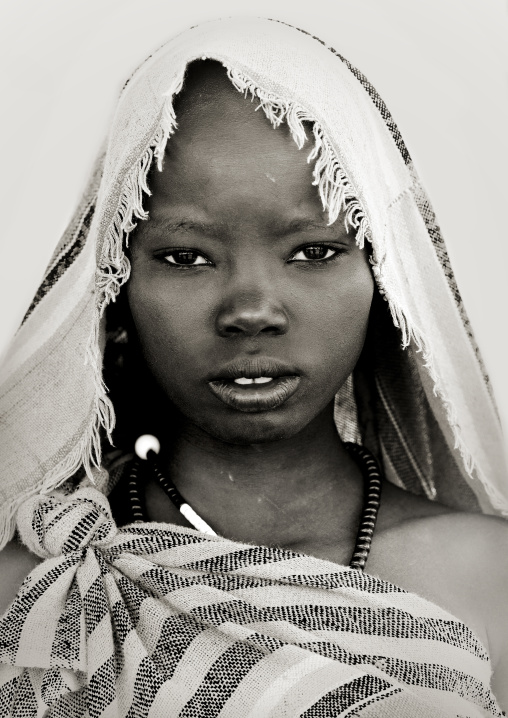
<box><xmin>0</xmin><ymin>17</ymin><xmax>506</xmax><ymax>716</ymax></box>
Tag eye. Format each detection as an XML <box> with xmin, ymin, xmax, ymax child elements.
<box><xmin>163</xmin><ymin>250</ymin><xmax>211</xmax><ymax>266</ymax></box>
<box><xmin>289</xmin><ymin>245</ymin><xmax>340</xmax><ymax>262</ymax></box>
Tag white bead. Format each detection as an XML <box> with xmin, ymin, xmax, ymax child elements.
<box><xmin>134</xmin><ymin>434</ymin><xmax>160</xmax><ymax>460</ymax></box>
<box><xmin>180</xmin><ymin>504</ymin><xmax>217</xmax><ymax>536</ymax></box>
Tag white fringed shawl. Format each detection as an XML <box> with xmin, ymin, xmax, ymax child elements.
<box><xmin>0</xmin><ymin>16</ymin><xmax>506</xmax><ymax>717</ymax></box>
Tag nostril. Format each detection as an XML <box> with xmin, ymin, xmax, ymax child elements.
<box><xmin>222</xmin><ymin>323</ymin><xmax>284</xmax><ymax>337</ymax></box>
<box><xmin>216</xmin><ymin>302</ymin><xmax>289</xmax><ymax>338</ymax></box>
<box><xmin>260</xmin><ymin>325</ymin><xmax>283</xmax><ymax>335</ymax></box>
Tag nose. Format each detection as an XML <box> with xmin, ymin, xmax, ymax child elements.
<box><xmin>215</xmin><ymin>287</ymin><xmax>289</xmax><ymax>338</ymax></box>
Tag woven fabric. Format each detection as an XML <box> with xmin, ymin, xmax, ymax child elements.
<box><xmin>0</xmin><ymin>16</ymin><xmax>506</xmax><ymax>716</ymax></box>
<box><xmin>0</xmin><ymin>488</ymin><xmax>502</xmax><ymax>717</ymax></box>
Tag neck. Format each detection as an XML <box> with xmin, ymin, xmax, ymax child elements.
<box><xmin>153</xmin><ymin>403</ymin><xmax>364</xmax><ymax>549</ymax></box>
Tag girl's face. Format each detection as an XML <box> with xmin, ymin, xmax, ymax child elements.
<box><xmin>127</xmin><ymin>65</ymin><xmax>374</xmax><ymax>445</ymax></box>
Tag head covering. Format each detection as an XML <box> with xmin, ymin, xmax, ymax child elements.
<box><xmin>0</xmin><ymin>16</ymin><xmax>506</xmax><ymax>552</ymax></box>
<box><xmin>0</xmin><ymin>18</ymin><xmax>505</xmax><ymax>716</ymax></box>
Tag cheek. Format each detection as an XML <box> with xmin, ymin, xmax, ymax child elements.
<box><xmin>295</xmin><ymin>260</ymin><xmax>374</xmax><ymax>365</ymax></box>
<box><xmin>126</xmin><ymin>273</ymin><xmax>212</xmax><ymax>377</ymax></box>
<box><xmin>335</xmin><ymin>266</ymin><xmax>374</xmax><ymax>342</ymax></box>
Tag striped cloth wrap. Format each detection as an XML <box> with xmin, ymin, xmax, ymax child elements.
<box><xmin>0</xmin><ymin>487</ymin><xmax>502</xmax><ymax>717</ymax></box>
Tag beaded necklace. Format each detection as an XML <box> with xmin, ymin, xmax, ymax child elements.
<box><xmin>127</xmin><ymin>434</ymin><xmax>382</xmax><ymax>571</ymax></box>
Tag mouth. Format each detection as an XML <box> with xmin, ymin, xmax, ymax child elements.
<box><xmin>208</xmin><ymin>359</ymin><xmax>301</xmax><ymax>413</ymax></box>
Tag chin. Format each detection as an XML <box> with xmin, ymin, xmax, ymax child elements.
<box><xmin>202</xmin><ymin>410</ymin><xmax>308</xmax><ymax>445</ymax></box>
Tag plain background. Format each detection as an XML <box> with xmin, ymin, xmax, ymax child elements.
<box><xmin>0</xmin><ymin>0</ymin><xmax>507</xmax><ymax>450</ymax></box>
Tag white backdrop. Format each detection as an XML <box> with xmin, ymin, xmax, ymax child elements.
<box><xmin>0</xmin><ymin>0</ymin><xmax>507</xmax><ymax>445</ymax></box>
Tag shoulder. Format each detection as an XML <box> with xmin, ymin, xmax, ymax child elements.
<box><xmin>0</xmin><ymin>539</ymin><xmax>42</xmax><ymax>616</ymax></box>
<box><xmin>373</xmin><ymin>509</ymin><xmax>508</xmax><ymax>632</ymax></box>
<box><xmin>370</xmin><ymin>508</ymin><xmax>508</xmax><ymax>706</ymax></box>
<box><xmin>388</xmin><ymin>509</ymin><xmax>508</xmax><ymax>561</ymax></box>
<box><xmin>415</xmin><ymin>513</ymin><xmax>508</xmax><ymax>644</ymax></box>
<box><xmin>392</xmin><ymin>511</ymin><xmax>508</xmax><ymax>599</ymax></box>
<box><xmin>408</xmin><ymin>512</ymin><xmax>508</xmax><ymax>708</ymax></box>
<box><xmin>376</xmin><ymin>483</ymin><xmax>508</xmax><ymax>587</ymax></box>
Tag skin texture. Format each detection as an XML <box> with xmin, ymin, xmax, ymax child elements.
<box><xmin>0</xmin><ymin>61</ymin><xmax>507</xmax><ymax>707</ymax></box>
<box><xmin>127</xmin><ymin>68</ymin><xmax>374</xmax><ymax>448</ymax></box>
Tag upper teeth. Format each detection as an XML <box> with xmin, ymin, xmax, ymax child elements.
<box><xmin>234</xmin><ymin>377</ymin><xmax>272</xmax><ymax>385</ymax></box>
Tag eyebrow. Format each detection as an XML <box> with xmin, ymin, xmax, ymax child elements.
<box><xmin>147</xmin><ymin>216</ymin><xmax>348</xmax><ymax>241</ymax></box>
<box><xmin>154</xmin><ymin>220</ymin><xmax>225</xmax><ymax>238</ymax></box>
<box><xmin>276</xmin><ymin>218</ymin><xmax>342</xmax><ymax>237</ymax></box>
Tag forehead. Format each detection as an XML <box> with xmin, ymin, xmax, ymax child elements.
<box><xmin>140</xmin><ymin>60</ymin><xmax>332</xmax><ymax>235</ymax></box>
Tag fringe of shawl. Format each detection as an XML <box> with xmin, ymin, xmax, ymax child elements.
<box><xmin>226</xmin><ymin>67</ymin><xmax>371</xmax><ymax>247</ymax></box>
<box><xmin>38</xmin><ymin>74</ymin><xmax>185</xmax><ymax>493</ymax></box>
<box><xmin>376</xmin><ymin>264</ymin><xmax>508</xmax><ymax>511</ymax></box>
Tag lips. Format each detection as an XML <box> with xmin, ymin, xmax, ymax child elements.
<box><xmin>207</xmin><ymin>359</ymin><xmax>301</xmax><ymax>412</ymax></box>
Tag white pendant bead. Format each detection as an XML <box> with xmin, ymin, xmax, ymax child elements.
<box><xmin>135</xmin><ymin>434</ymin><xmax>161</xmax><ymax>460</ymax></box>
<box><xmin>180</xmin><ymin>503</ymin><xmax>217</xmax><ymax>536</ymax></box>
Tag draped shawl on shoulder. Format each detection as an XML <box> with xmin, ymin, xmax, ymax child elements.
<box><xmin>0</xmin><ymin>16</ymin><xmax>506</xmax><ymax>718</ymax></box>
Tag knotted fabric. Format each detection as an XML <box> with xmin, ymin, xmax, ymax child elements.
<box><xmin>0</xmin><ymin>489</ymin><xmax>502</xmax><ymax>717</ymax></box>
<box><xmin>16</xmin><ymin>487</ymin><xmax>117</xmax><ymax>559</ymax></box>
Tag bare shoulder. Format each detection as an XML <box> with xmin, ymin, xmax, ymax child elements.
<box><xmin>409</xmin><ymin>511</ymin><xmax>508</xmax><ymax>635</ymax></box>
<box><xmin>376</xmin><ymin>481</ymin><xmax>508</xmax><ymax>572</ymax></box>
<box><xmin>380</xmin><ymin>509</ymin><xmax>508</xmax><ymax>593</ymax></box>
<box><xmin>386</xmin><ymin>507</ymin><xmax>508</xmax><ymax>560</ymax></box>
<box><xmin>372</xmin><ymin>502</ymin><xmax>508</xmax><ymax>632</ymax></box>
<box><xmin>0</xmin><ymin>539</ymin><xmax>42</xmax><ymax>616</ymax></box>
<box><xmin>370</xmin><ymin>504</ymin><xmax>508</xmax><ymax>707</ymax></box>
